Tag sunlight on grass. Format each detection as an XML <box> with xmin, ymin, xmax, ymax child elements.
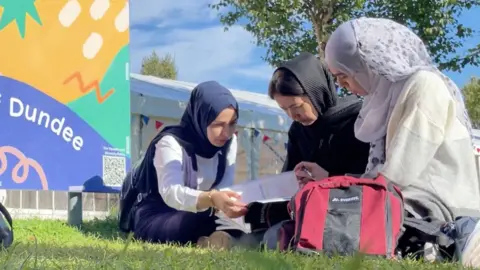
<box><xmin>0</xmin><ymin>218</ymin><xmax>466</xmax><ymax>269</ymax></box>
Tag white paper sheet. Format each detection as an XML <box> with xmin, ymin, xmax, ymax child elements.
<box><xmin>215</xmin><ymin>172</ymin><xmax>298</xmax><ymax>233</ymax></box>
<box><xmin>220</xmin><ymin>171</ymin><xmax>297</xmax><ymax>203</ymax></box>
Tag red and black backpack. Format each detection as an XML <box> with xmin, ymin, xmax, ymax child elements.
<box><xmin>284</xmin><ymin>175</ymin><xmax>404</xmax><ymax>257</ymax></box>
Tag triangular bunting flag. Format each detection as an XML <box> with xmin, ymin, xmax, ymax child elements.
<box><xmin>263</xmin><ymin>135</ymin><xmax>270</xmax><ymax>143</ymax></box>
<box><xmin>155</xmin><ymin>121</ymin><xmax>163</xmax><ymax>130</ymax></box>
<box><xmin>253</xmin><ymin>129</ymin><xmax>260</xmax><ymax>137</ymax></box>
<box><xmin>141</xmin><ymin>115</ymin><xmax>149</xmax><ymax>125</ymax></box>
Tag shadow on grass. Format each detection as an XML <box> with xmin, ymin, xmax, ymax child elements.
<box><xmin>68</xmin><ymin>215</ymin><xmax>464</xmax><ymax>270</ymax></box>
<box><xmin>0</xmin><ymin>241</ymin><xmax>465</xmax><ymax>270</ymax></box>
<box><xmin>0</xmin><ymin>241</ymin><xmax>299</xmax><ymax>269</ymax></box>
<box><xmin>77</xmin><ymin>215</ymin><xmax>126</xmax><ymax>240</ymax></box>
<box><xmin>1</xmin><ymin>242</ymin><xmax>196</xmax><ymax>269</ymax></box>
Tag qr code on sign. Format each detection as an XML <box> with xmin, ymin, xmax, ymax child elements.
<box><xmin>102</xmin><ymin>155</ymin><xmax>126</xmax><ymax>187</ymax></box>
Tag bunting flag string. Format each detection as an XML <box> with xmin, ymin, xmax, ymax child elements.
<box><xmin>155</xmin><ymin>120</ymin><xmax>164</xmax><ymax>130</ymax></box>
<box><xmin>141</xmin><ymin>115</ymin><xmax>150</xmax><ymax>125</ymax></box>
<box><xmin>252</xmin><ymin>128</ymin><xmax>287</xmax><ymax>147</ymax></box>
<box><xmin>249</xmin><ymin>128</ymin><xmax>289</xmax><ymax>165</ymax></box>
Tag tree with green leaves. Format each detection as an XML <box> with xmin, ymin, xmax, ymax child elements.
<box><xmin>140</xmin><ymin>51</ymin><xmax>178</xmax><ymax>79</ymax></box>
<box><xmin>463</xmin><ymin>77</ymin><xmax>480</xmax><ymax>128</ymax></box>
<box><xmin>211</xmin><ymin>0</ymin><xmax>479</xmax><ymax>72</ymax></box>
<box><xmin>452</xmin><ymin>44</ymin><xmax>480</xmax><ymax>70</ymax></box>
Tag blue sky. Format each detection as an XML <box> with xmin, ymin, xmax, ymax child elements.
<box><xmin>130</xmin><ymin>1</ymin><xmax>479</xmax><ymax>94</ymax></box>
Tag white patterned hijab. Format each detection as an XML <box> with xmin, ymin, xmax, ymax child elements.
<box><xmin>325</xmin><ymin>17</ymin><xmax>472</xmax><ymax>177</ymax></box>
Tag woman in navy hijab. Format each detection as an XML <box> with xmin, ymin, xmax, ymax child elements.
<box><xmin>132</xmin><ymin>81</ymin><xmax>246</xmax><ymax>247</ymax></box>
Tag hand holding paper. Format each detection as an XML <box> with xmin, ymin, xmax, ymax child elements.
<box><xmin>210</xmin><ymin>190</ymin><xmax>247</xmax><ymax>218</ymax></box>
<box><xmin>214</xmin><ymin>172</ymin><xmax>298</xmax><ymax>233</ymax></box>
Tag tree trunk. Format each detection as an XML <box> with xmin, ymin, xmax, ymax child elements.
<box><xmin>313</xmin><ymin>21</ymin><xmax>326</xmax><ymax>59</ymax></box>
<box><xmin>308</xmin><ymin>1</ymin><xmax>334</xmax><ymax>60</ymax></box>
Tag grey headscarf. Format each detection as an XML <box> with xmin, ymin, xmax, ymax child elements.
<box><xmin>325</xmin><ymin>17</ymin><xmax>473</xmax><ymax>177</ymax></box>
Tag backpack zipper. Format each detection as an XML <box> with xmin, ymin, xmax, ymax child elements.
<box><xmin>289</xmin><ymin>195</ymin><xmax>296</xmax><ymax>219</ymax></box>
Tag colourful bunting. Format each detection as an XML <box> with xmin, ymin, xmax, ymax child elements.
<box><xmin>141</xmin><ymin>115</ymin><xmax>149</xmax><ymax>125</ymax></box>
<box><xmin>155</xmin><ymin>120</ymin><xmax>163</xmax><ymax>130</ymax></box>
<box><xmin>249</xmin><ymin>128</ymin><xmax>289</xmax><ymax>152</ymax></box>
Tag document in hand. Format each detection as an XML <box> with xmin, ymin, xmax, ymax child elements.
<box><xmin>215</xmin><ymin>171</ymin><xmax>298</xmax><ymax>233</ymax></box>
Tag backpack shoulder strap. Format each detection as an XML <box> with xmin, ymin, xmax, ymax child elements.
<box><xmin>213</xmin><ymin>145</ymin><xmax>229</xmax><ymax>188</ymax></box>
<box><xmin>191</xmin><ymin>154</ymin><xmax>198</xmax><ymax>171</ymax></box>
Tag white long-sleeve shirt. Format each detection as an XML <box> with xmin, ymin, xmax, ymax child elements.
<box><xmin>382</xmin><ymin>70</ymin><xmax>480</xmax><ymax>221</ymax></box>
<box><xmin>153</xmin><ymin>134</ymin><xmax>237</xmax><ymax>212</ymax></box>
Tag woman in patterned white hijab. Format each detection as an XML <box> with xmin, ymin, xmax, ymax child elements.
<box><xmin>326</xmin><ymin>17</ymin><xmax>473</xmax><ymax>177</ymax></box>
<box><xmin>295</xmin><ymin>17</ymin><xmax>480</xmax><ymax>266</ymax></box>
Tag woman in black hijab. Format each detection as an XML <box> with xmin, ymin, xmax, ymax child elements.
<box><xmin>269</xmin><ymin>52</ymin><xmax>370</xmax><ymax>180</ymax></box>
<box><xmin>243</xmin><ymin>53</ymin><xmax>371</xmax><ymax>249</ymax></box>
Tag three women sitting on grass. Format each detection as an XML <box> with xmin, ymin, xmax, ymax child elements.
<box><xmin>124</xmin><ymin>16</ymin><xmax>480</xmax><ymax>268</ymax></box>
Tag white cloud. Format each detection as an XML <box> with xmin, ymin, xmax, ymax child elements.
<box><xmin>130</xmin><ymin>1</ymin><xmax>273</xmax><ymax>89</ymax></box>
<box><xmin>131</xmin><ymin>0</ymin><xmax>220</xmax><ymax>27</ymax></box>
<box><xmin>235</xmin><ymin>65</ymin><xmax>276</xmax><ymax>81</ymax></box>
<box><xmin>131</xmin><ymin>26</ymin><xmax>260</xmax><ymax>83</ymax></box>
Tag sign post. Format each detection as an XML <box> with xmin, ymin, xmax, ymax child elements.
<box><xmin>0</xmin><ymin>0</ymin><xmax>130</xmax><ymax>224</ymax></box>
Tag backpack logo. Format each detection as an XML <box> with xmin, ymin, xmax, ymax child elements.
<box><xmin>331</xmin><ymin>196</ymin><xmax>360</xmax><ymax>203</ymax></box>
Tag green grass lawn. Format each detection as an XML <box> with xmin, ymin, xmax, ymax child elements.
<box><xmin>0</xmin><ymin>217</ymin><xmax>467</xmax><ymax>269</ymax></box>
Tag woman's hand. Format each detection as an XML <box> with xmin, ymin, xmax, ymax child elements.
<box><xmin>294</xmin><ymin>162</ymin><xmax>329</xmax><ymax>188</ymax></box>
<box><xmin>210</xmin><ymin>190</ymin><xmax>247</xmax><ymax>218</ymax></box>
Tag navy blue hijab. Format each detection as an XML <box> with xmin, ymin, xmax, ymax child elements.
<box><xmin>157</xmin><ymin>81</ymin><xmax>239</xmax><ymax>159</ymax></box>
<box><xmin>128</xmin><ymin>81</ymin><xmax>239</xmax><ymax>212</ymax></box>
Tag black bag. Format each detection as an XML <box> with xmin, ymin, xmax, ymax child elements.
<box><xmin>0</xmin><ymin>202</ymin><xmax>13</xmax><ymax>249</ymax></box>
<box><xmin>396</xmin><ymin>216</ymin><xmax>456</xmax><ymax>260</ymax></box>
<box><xmin>118</xmin><ymin>149</ymin><xmax>228</xmax><ymax>233</ymax></box>
<box><xmin>244</xmin><ymin>200</ymin><xmax>290</xmax><ymax>232</ymax></box>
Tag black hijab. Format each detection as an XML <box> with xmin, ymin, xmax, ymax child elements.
<box><xmin>278</xmin><ymin>52</ymin><xmax>338</xmax><ymax>117</ymax></box>
<box><xmin>276</xmin><ymin>52</ymin><xmax>339</xmax><ymax>138</ymax></box>
<box><xmin>277</xmin><ymin>52</ymin><xmax>367</xmax><ymax>173</ymax></box>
